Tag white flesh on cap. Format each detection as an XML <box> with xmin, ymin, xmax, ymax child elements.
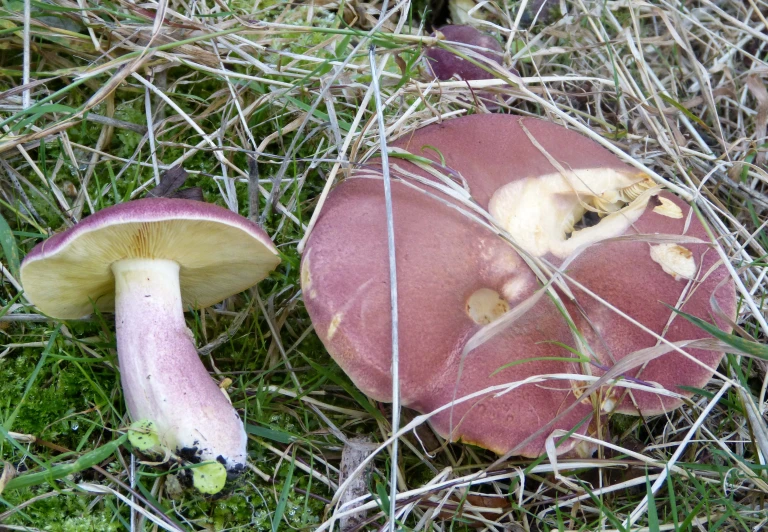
<box><xmin>488</xmin><ymin>168</ymin><xmax>657</xmax><ymax>259</ymax></box>
<box><xmin>112</xmin><ymin>258</ymin><xmax>247</xmax><ymax>473</ymax></box>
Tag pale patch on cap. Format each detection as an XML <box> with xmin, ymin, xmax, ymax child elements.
<box><xmin>466</xmin><ymin>288</ymin><xmax>509</xmax><ymax>325</ymax></box>
<box><xmin>489</xmin><ymin>168</ymin><xmax>656</xmax><ymax>259</ymax></box>
<box><xmin>650</xmin><ymin>243</ymin><xmax>696</xmax><ymax>280</ymax></box>
<box><xmin>653</xmin><ymin>197</ymin><xmax>684</xmax><ymax>219</ymax></box>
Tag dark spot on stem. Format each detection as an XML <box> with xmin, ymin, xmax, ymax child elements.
<box><xmin>178</xmin><ymin>446</ymin><xmax>202</xmax><ymax>463</ymax></box>
<box><xmin>226</xmin><ymin>462</ymin><xmax>245</xmax><ymax>482</ymax></box>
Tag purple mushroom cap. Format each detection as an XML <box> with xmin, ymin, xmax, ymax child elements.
<box><xmin>425</xmin><ymin>25</ymin><xmax>507</xmax><ymax>82</ymax></box>
<box><xmin>21</xmin><ymin>197</ymin><xmax>279</xmax><ymax>319</ymax></box>
<box><xmin>301</xmin><ymin>114</ymin><xmax>737</xmax><ymax>457</ymax></box>
<box><xmin>424</xmin><ymin>25</ymin><xmax>519</xmax><ymax>110</ymax></box>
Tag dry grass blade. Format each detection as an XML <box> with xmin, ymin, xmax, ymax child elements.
<box><xmin>77</xmin><ymin>484</ymin><xmax>183</xmax><ymax>532</ymax></box>
<box><xmin>745</xmin><ymin>74</ymin><xmax>768</xmax><ymax>166</ymax></box>
<box><xmin>338</xmin><ymin>437</ymin><xmax>378</xmax><ymax>530</ymax></box>
<box><xmin>0</xmin><ymin>462</ymin><xmax>17</xmax><ymax>495</ymax></box>
<box><xmin>623</xmin><ymin>382</ymin><xmax>732</xmax><ymax>528</ymax></box>
<box><xmin>367</xmin><ymin>42</ymin><xmax>404</xmax><ymax>532</ymax></box>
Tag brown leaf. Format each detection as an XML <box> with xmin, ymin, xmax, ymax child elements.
<box><xmin>436</xmin><ymin>493</ymin><xmax>512</xmax><ymax>527</ymax></box>
<box><xmin>148</xmin><ymin>167</ymin><xmax>204</xmax><ymax>202</ymax></box>
<box><xmin>394</xmin><ymin>54</ymin><xmax>407</xmax><ymax>78</ymax></box>
<box><xmin>169</xmin><ymin>187</ymin><xmax>205</xmax><ymax>202</ymax></box>
<box><xmin>465</xmin><ymin>494</ymin><xmax>510</xmax><ymax>510</ymax></box>
<box><xmin>149</xmin><ymin>166</ymin><xmax>189</xmax><ymax>198</ymax></box>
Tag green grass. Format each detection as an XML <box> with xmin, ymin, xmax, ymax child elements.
<box><xmin>1</xmin><ymin>0</ymin><xmax>767</xmax><ymax>529</ymax></box>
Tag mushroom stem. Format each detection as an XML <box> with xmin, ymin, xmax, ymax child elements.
<box><xmin>112</xmin><ymin>258</ymin><xmax>247</xmax><ymax>474</ymax></box>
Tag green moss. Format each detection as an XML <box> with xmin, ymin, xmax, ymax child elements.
<box><xmin>112</xmin><ymin>102</ymin><xmax>145</xmax><ymax>157</ymax></box>
<box><xmin>0</xmin><ymin>345</ymin><xmax>118</xmax><ymax>443</ymax></box>
<box><xmin>3</xmin><ymin>486</ymin><xmax>121</xmax><ymax>531</ymax></box>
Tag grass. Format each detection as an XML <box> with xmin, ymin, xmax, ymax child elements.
<box><xmin>0</xmin><ymin>0</ymin><xmax>767</xmax><ymax>530</ymax></box>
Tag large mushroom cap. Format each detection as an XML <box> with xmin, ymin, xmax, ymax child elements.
<box><xmin>21</xmin><ymin>198</ymin><xmax>280</xmax><ymax>318</ymax></box>
<box><xmin>302</xmin><ymin>114</ymin><xmax>737</xmax><ymax>456</ymax></box>
<box><xmin>303</xmin><ymin>178</ymin><xmax>593</xmax><ymax>456</ymax></box>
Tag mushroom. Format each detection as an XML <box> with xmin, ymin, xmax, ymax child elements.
<box><xmin>21</xmin><ymin>198</ymin><xmax>280</xmax><ymax>481</ymax></box>
<box><xmin>522</xmin><ymin>0</ymin><xmax>560</xmax><ymax>26</ymax></box>
<box><xmin>301</xmin><ymin>114</ymin><xmax>736</xmax><ymax>456</ymax></box>
<box><xmin>424</xmin><ymin>25</ymin><xmax>518</xmax><ymax>110</ymax></box>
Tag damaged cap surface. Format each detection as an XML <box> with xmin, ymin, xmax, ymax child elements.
<box><xmin>302</xmin><ymin>114</ymin><xmax>737</xmax><ymax>455</ymax></box>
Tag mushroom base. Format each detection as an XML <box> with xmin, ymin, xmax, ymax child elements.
<box><xmin>112</xmin><ymin>258</ymin><xmax>248</xmax><ymax>478</ymax></box>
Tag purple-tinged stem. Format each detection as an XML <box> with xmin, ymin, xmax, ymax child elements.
<box><xmin>112</xmin><ymin>258</ymin><xmax>247</xmax><ymax>474</ymax></box>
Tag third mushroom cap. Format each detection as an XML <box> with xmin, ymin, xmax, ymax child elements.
<box><xmin>301</xmin><ymin>114</ymin><xmax>737</xmax><ymax>457</ymax></box>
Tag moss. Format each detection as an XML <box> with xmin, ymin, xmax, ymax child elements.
<box><xmin>112</xmin><ymin>102</ymin><xmax>146</xmax><ymax>158</ymax></box>
<box><xmin>0</xmin><ymin>345</ymin><xmax>118</xmax><ymax>444</ymax></box>
<box><xmin>3</xmin><ymin>486</ymin><xmax>121</xmax><ymax>531</ymax></box>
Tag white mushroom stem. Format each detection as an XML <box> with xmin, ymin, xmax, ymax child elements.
<box><xmin>112</xmin><ymin>258</ymin><xmax>247</xmax><ymax>473</ymax></box>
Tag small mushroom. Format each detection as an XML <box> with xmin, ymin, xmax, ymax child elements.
<box><xmin>21</xmin><ymin>198</ymin><xmax>280</xmax><ymax>483</ymax></box>
<box><xmin>301</xmin><ymin>115</ymin><xmax>736</xmax><ymax>456</ymax></box>
<box><xmin>424</xmin><ymin>25</ymin><xmax>518</xmax><ymax>110</ymax></box>
<box><xmin>522</xmin><ymin>0</ymin><xmax>560</xmax><ymax>27</ymax></box>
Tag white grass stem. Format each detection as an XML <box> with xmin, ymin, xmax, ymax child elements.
<box><xmin>414</xmin><ymin>76</ymin><xmax>618</xmax><ymax>90</ymax></box>
<box><xmin>264</xmin><ymin>385</ymin><xmax>368</xmax><ymax>418</ymax></box>
<box><xmin>129</xmin><ymin>453</ymin><xmax>136</xmax><ymax>532</ymax></box>
<box><xmin>0</xmin><ymin>263</ymin><xmax>26</xmax><ymax>299</ymax></box>
<box><xmin>160</xmin><ymin>97</ymin><xmax>302</xmax><ymax>225</ymax></box>
<box><xmin>131</xmin><ymin>72</ymin><xmax>238</xmax><ymax>211</ymax></box>
<box><xmin>255</xmin><ymin>0</ymin><xmax>407</xmax><ymax>224</ymax></box>
<box><xmin>324</xmin><ymin>374</ymin><xmax>685</xmax><ymax>530</ymax></box>
<box><xmin>369</xmin><ymin>44</ymin><xmax>401</xmax><ymax>532</ymax></box>
<box><xmin>696</xmin><ymin>203</ymin><xmax>768</xmax><ymax>337</ymax></box>
<box><xmin>213</xmin><ymin>42</ymin><xmax>259</xmax><ymax>154</ymax></box>
<box><xmin>77</xmin><ymin>484</ymin><xmax>182</xmax><ymax>532</ymax></box>
<box><xmin>254</xmin><ymin>439</ymin><xmax>336</xmax><ymax>489</ymax></box>
<box><xmin>76</xmin><ymin>0</ymin><xmax>100</xmax><ymax>51</ymax></box>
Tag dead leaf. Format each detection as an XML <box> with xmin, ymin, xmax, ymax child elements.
<box><xmin>147</xmin><ymin>166</ymin><xmax>204</xmax><ymax>202</ymax></box>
